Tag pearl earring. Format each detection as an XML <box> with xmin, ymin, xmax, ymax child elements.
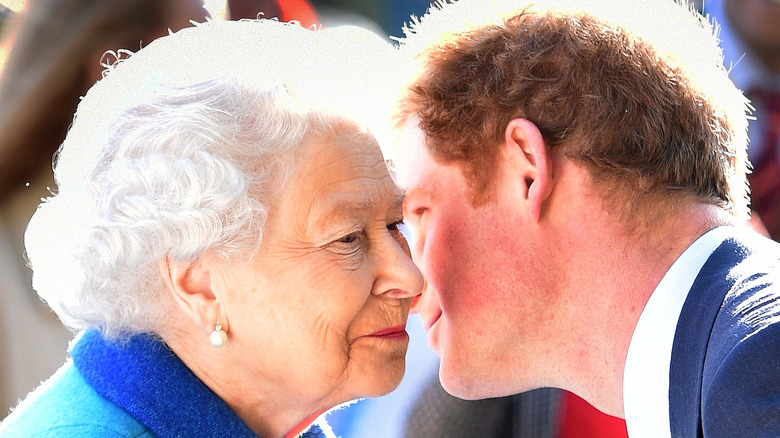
<box><xmin>210</xmin><ymin>320</ymin><xmax>227</xmax><ymax>348</ymax></box>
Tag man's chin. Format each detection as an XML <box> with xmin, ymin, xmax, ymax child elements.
<box><xmin>438</xmin><ymin>361</ymin><xmax>535</xmax><ymax>400</ymax></box>
<box><xmin>438</xmin><ymin>363</ymin><xmax>493</xmax><ymax>400</ymax></box>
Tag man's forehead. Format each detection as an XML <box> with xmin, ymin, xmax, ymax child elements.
<box><xmin>394</xmin><ymin>119</ymin><xmax>431</xmax><ymax>189</ymax></box>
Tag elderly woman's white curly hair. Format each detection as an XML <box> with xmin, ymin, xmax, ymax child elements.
<box><xmin>24</xmin><ymin>18</ymin><xmax>401</xmax><ymax>339</ymax></box>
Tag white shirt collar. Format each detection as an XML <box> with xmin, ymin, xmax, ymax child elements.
<box><xmin>623</xmin><ymin>226</ymin><xmax>732</xmax><ymax>438</ymax></box>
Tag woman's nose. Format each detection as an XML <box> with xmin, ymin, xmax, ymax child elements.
<box><xmin>371</xmin><ymin>233</ymin><xmax>424</xmax><ymax>299</ymax></box>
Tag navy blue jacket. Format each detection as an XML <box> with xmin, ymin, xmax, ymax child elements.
<box><xmin>670</xmin><ymin>230</ymin><xmax>780</xmax><ymax>437</ymax></box>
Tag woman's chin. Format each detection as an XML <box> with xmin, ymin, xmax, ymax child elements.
<box><xmin>351</xmin><ymin>362</ymin><xmax>407</xmax><ymax>399</ymax></box>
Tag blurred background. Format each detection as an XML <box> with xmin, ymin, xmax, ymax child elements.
<box><xmin>2</xmin><ymin>1</ymin><xmax>777</xmax><ymax>438</ymax></box>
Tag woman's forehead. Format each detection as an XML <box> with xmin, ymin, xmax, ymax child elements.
<box><xmin>272</xmin><ymin>126</ymin><xmax>401</xmax><ymax>230</ymax></box>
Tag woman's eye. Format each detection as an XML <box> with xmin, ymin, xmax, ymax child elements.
<box><xmin>337</xmin><ymin>232</ymin><xmax>361</xmax><ymax>244</ymax></box>
<box><xmin>328</xmin><ymin>231</ymin><xmax>366</xmax><ymax>258</ymax></box>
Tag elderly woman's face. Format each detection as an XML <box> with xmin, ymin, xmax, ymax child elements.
<box><xmin>214</xmin><ymin>124</ymin><xmax>423</xmax><ymax>407</ymax></box>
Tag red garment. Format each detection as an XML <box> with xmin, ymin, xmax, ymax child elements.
<box><xmin>228</xmin><ymin>0</ymin><xmax>318</xmax><ymax>27</ymax></box>
<box><xmin>558</xmin><ymin>391</ymin><xmax>628</xmax><ymax>438</ymax></box>
<box><xmin>278</xmin><ymin>0</ymin><xmax>318</xmax><ymax>27</ymax></box>
<box><xmin>748</xmin><ymin>89</ymin><xmax>780</xmax><ymax>240</ymax></box>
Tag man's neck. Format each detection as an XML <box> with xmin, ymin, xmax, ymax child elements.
<box><xmin>548</xmin><ymin>200</ymin><xmax>734</xmax><ymax>416</ymax></box>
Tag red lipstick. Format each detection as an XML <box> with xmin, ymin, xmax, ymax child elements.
<box><xmin>367</xmin><ymin>325</ymin><xmax>408</xmax><ymax>340</ymax></box>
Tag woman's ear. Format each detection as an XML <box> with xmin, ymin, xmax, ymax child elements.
<box><xmin>504</xmin><ymin>118</ymin><xmax>553</xmax><ymax>223</ymax></box>
<box><xmin>158</xmin><ymin>254</ymin><xmax>225</xmax><ymax>335</ymax></box>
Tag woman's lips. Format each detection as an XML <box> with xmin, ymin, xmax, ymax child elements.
<box><xmin>367</xmin><ymin>325</ymin><xmax>408</xmax><ymax>340</ymax></box>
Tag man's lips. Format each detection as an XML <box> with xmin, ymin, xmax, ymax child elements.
<box><xmin>367</xmin><ymin>325</ymin><xmax>408</xmax><ymax>340</ymax></box>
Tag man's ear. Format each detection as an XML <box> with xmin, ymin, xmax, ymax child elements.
<box><xmin>158</xmin><ymin>254</ymin><xmax>226</xmax><ymax>335</ymax></box>
<box><xmin>504</xmin><ymin>118</ymin><xmax>553</xmax><ymax>223</ymax></box>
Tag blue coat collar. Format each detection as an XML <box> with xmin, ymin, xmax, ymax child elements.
<box><xmin>71</xmin><ymin>330</ymin><xmax>329</xmax><ymax>437</ymax></box>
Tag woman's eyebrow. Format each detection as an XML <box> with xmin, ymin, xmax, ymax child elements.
<box><xmin>315</xmin><ymin>191</ymin><xmax>406</xmax><ymax>222</ymax></box>
<box><xmin>390</xmin><ymin>190</ymin><xmax>406</xmax><ymax>211</ymax></box>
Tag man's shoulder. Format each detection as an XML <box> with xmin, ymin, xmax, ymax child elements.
<box><xmin>676</xmin><ymin>228</ymin><xmax>780</xmax><ymax>339</ymax></box>
<box><xmin>0</xmin><ymin>361</ymin><xmax>152</xmax><ymax>437</ymax></box>
<box><xmin>714</xmin><ymin>230</ymin><xmax>780</xmax><ymax>334</ymax></box>
<box><xmin>693</xmin><ymin>228</ymin><xmax>780</xmax><ymax>316</ymax></box>
<box><xmin>715</xmin><ymin>227</ymin><xmax>780</xmax><ymax>272</ymax></box>
<box><xmin>669</xmin><ymin>228</ymin><xmax>780</xmax><ymax>437</ymax></box>
<box><xmin>727</xmin><ymin>227</ymin><xmax>780</xmax><ymax>270</ymax></box>
<box><xmin>694</xmin><ymin>229</ymin><xmax>780</xmax><ymax>368</ymax></box>
<box><xmin>700</xmin><ymin>320</ymin><xmax>780</xmax><ymax>437</ymax></box>
<box><xmin>699</xmin><ymin>230</ymin><xmax>780</xmax><ymax>437</ymax></box>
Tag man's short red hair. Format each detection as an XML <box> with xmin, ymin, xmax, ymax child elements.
<box><xmin>396</xmin><ymin>0</ymin><xmax>749</xmax><ymax>222</ymax></box>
